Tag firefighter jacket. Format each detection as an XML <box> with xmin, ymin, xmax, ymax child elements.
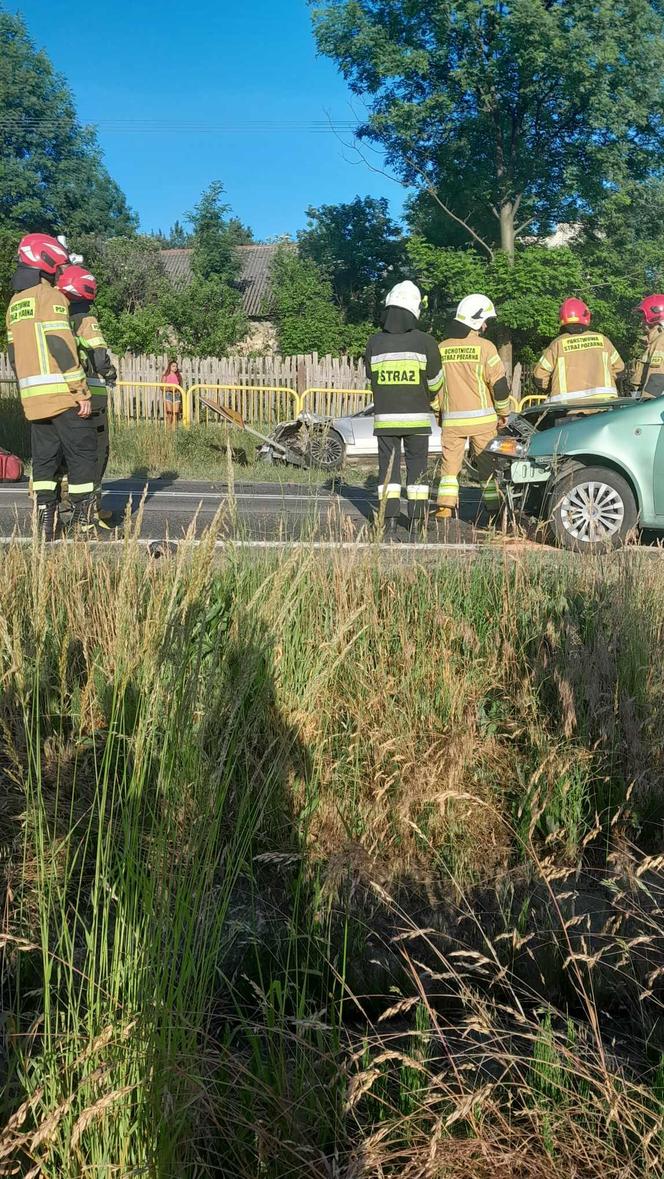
<box><xmin>437</xmin><ymin>325</ymin><xmax>510</xmax><ymax>431</ymax></box>
<box><xmin>6</xmin><ymin>268</ymin><xmax>89</xmax><ymax>421</ymax></box>
<box><xmin>69</xmin><ymin>300</ymin><xmax>117</xmax><ymax>407</ymax></box>
<box><xmin>365</xmin><ymin>307</ymin><xmax>444</xmax><ymax>436</ymax></box>
<box><xmin>533</xmin><ymin>327</ymin><xmax>624</xmax><ymax>403</ymax></box>
<box><xmin>632</xmin><ymin>324</ymin><xmax>664</xmax><ymax>397</ymax></box>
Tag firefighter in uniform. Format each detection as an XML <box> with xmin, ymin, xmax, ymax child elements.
<box><xmin>57</xmin><ymin>265</ymin><xmax>117</xmax><ymax>523</ymax></box>
<box><xmin>365</xmin><ymin>281</ymin><xmax>444</xmax><ymax>533</ymax></box>
<box><xmin>435</xmin><ymin>294</ymin><xmax>510</xmax><ymax>521</ymax></box>
<box><xmin>633</xmin><ymin>296</ymin><xmax>664</xmax><ymax>398</ymax></box>
<box><xmin>6</xmin><ymin>234</ymin><xmax>98</xmax><ymax>540</ymax></box>
<box><xmin>533</xmin><ymin>298</ymin><xmax>624</xmax><ymax>405</ymax></box>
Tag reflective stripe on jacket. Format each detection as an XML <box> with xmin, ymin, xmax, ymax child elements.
<box><xmin>6</xmin><ymin>279</ymin><xmax>89</xmax><ymax>420</ymax></box>
<box><xmin>533</xmin><ymin>331</ymin><xmax>623</xmax><ymax>401</ymax></box>
<box><xmin>73</xmin><ymin>309</ymin><xmax>112</xmax><ymax>403</ymax></box>
<box><xmin>438</xmin><ymin>332</ymin><xmax>510</xmax><ymax>430</ymax></box>
<box><xmin>365</xmin><ymin>326</ymin><xmax>444</xmax><ymax>436</ymax></box>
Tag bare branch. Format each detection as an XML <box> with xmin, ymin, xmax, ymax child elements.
<box><xmin>324</xmin><ymin>113</ymin><xmax>496</xmax><ymax>261</ymax></box>
<box><xmin>408</xmin><ymin>160</ymin><xmax>495</xmax><ymax>259</ymax></box>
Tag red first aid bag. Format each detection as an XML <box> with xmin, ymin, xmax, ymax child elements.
<box><xmin>0</xmin><ymin>449</ymin><xmax>24</xmax><ymax>482</ymax></box>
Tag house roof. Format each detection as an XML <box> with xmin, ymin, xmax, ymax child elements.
<box><xmin>160</xmin><ymin>242</ymin><xmax>289</xmax><ymax>318</ymax></box>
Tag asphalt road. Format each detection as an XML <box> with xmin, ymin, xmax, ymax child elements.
<box><xmin>0</xmin><ymin>477</ymin><xmax>488</xmax><ymax>547</ymax></box>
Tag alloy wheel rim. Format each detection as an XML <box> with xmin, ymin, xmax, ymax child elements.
<box><xmin>559</xmin><ymin>480</ymin><xmax>625</xmax><ymax>543</ymax></box>
<box><xmin>310</xmin><ymin>432</ymin><xmax>343</xmax><ymax>465</ymax></box>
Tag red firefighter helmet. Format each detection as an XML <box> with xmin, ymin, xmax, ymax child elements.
<box><xmin>17</xmin><ymin>233</ymin><xmax>69</xmax><ymax>274</ymax></box>
<box><xmin>57</xmin><ymin>265</ymin><xmax>97</xmax><ymax>301</ymax></box>
<box><xmin>559</xmin><ymin>297</ymin><xmax>591</xmax><ymax>327</ymax></box>
<box><xmin>636</xmin><ymin>296</ymin><xmax>664</xmax><ymax>326</ymax></box>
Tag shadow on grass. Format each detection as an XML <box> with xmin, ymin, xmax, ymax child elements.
<box><xmin>0</xmin><ymin>580</ymin><xmax>316</xmax><ymax>1172</ymax></box>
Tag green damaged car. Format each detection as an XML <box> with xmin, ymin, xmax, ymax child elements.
<box><xmin>486</xmin><ymin>396</ymin><xmax>664</xmax><ymax>552</ymax></box>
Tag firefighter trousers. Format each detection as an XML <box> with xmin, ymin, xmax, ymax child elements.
<box><xmin>92</xmin><ymin>399</ymin><xmax>109</xmax><ymax>495</ymax></box>
<box><xmin>377</xmin><ymin>433</ymin><xmax>430</xmax><ymax>520</ymax></box>
<box><xmin>437</xmin><ymin>424</ymin><xmax>500</xmax><ymax>512</ymax></box>
<box><xmin>31</xmin><ymin>408</ymin><xmax>97</xmax><ymax>508</ymax></box>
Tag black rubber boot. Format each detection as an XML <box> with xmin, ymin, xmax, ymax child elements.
<box><xmin>37</xmin><ymin>502</ymin><xmax>58</xmax><ymax>542</ymax></box>
<box><xmin>372</xmin><ymin>514</ymin><xmax>399</xmax><ymax>540</ymax></box>
<box><xmin>478</xmin><ymin>506</ymin><xmax>503</xmax><ymax>530</ymax></box>
<box><xmin>69</xmin><ymin>494</ymin><xmax>109</xmax><ymax>539</ymax></box>
<box><xmin>96</xmin><ymin>489</ymin><xmax>113</xmax><ymax>524</ymax></box>
<box><xmin>408</xmin><ymin>516</ymin><xmax>427</xmax><ymax>541</ymax></box>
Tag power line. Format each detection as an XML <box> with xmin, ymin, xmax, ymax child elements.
<box><xmin>0</xmin><ymin>117</ymin><xmax>364</xmax><ymax>134</ymax></box>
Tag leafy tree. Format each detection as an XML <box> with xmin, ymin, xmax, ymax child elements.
<box><xmin>73</xmin><ymin>234</ymin><xmax>170</xmax><ymax>353</ymax></box>
<box><xmin>577</xmin><ymin>179</ymin><xmax>664</xmax><ymax>360</ymax></box>
<box><xmin>408</xmin><ymin>228</ymin><xmax>662</xmax><ymax>372</ymax></box>
<box><xmin>161</xmin><ymin>277</ymin><xmax>247</xmax><ymax>357</ymax></box>
<box><xmin>76</xmin><ymin>229</ymin><xmax>248</xmax><ymax>357</ymax></box>
<box><xmin>0</xmin><ymin>11</ymin><xmax>136</xmax><ymax>236</ymax></box>
<box><xmin>226</xmin><ymin>217</ymin><xmax>254</xmax><ymax>246</ymax></box>
<box><xmin>172</xmin><ymin>182</ymin><xmax>248</xmax><ymax>354</ymax></box>
<box><xmin>99</xmin><ymin>304</ymin><xmax>172</xmax><ymax>356</ymax></box>
<box><xmin>0</xmin><ymin>228</ymin><xmax>18</xmax><ymax>345</ymax></box>
<box><xmin>189</xmin><ymin>182</ymin><xmax>244</xmax><ymax>282</ymax></box>
<box><xmin>156</xmin><ymin>220</ymin><xmax>193</xmax><ymax>248</ymax></box>
<box><xmin>299</xmin><ymin>195</ymin><xmax>406</xmax><ymax>320</ymax></box>
<box><xmin>311</xmin><ymin>0</ymin><xmax>664</xmax><ymax>263</ymax></box>
<box><xmin>409</xmin><ymin>239</ymin><xmax>588</xmax><ymax>360</ymax></box>
<box><xmin>269</xmin><ymin>245</ymin><xmax>369</xmax><ymax>356</ymax></box>
<box><xmin>77</xmin><ymin>235</ymin><xmax>167</xmax><ymax>315</ymax></box>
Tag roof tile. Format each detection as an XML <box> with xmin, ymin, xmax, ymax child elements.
<box><xmin>160</xmin><ymin>243</ymin><xmax>289</xmax><ymax>317</ymax></box>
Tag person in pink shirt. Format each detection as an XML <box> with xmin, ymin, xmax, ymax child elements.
<box><xmin>162</xmin><ymin>359</ymin><xmax>183</xmax><ymax>426</ymax></box>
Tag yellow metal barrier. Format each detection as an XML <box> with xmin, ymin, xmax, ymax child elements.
<box><xmin>187</xmin><ymin>384</ymin><xmax>299</xmax><ymax>427</ymax></box>
<box><xmin>112</xmin><ymin>381</ymin><xmax>548</xmax><ymax>425</ymax></box>
<box><xmin>0</xmin><ymin>372</ymin><xmax>549</xmax><ymax>426</ymax></box>
<box><xmin>517</xmin><ymin>394</ymin><xmax>547</xmax><ymax>412</ymax></box>
<box><xmin>112</xmin><ymin>380</ymin><xmax>186</xmax><ymax>424</ymax></box>
<box><xmin>300</xmin><ymin>386</ymin><xmax>370</xmax><ymax>416</ymax></box>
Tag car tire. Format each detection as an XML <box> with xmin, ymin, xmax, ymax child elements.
<box><xmin>548</xmin><ymin>465</ymin><xmax>638</xmax><ymax>552</ymax></box>
<box><xmin>306</xmin><ymin>427</ymin><xmax>346</xmax><ymax>471</ymax></box>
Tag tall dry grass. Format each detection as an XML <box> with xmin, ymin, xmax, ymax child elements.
<box><xmin>0</xmin><ymin>533</ymin><xmax>662</xmax><ymax>1174</ymax></box>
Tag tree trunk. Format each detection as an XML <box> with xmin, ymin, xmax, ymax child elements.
<box><xmin>499</xmin><ymin>201</ymin><xmax>516</xmax><ymax>259</ymax></box>
<box><xmin>498</xmin><ymin>201</ymin><xmax>515</xmax><ymax>378</ymax></box>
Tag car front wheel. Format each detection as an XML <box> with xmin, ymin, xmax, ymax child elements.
<box><xmin>548</xmin><ymin>465</ymin><xmax>638</xmax><ymax>552</ymax></box>
<box><xmin>306</xmin><ymin>427</ymin><xmax>346</xmax><ymax>471</ymax></box>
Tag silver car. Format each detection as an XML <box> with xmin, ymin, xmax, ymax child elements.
<box><xmin>263</xmin><ymin>405</ymin><xmax>445</xmax><ymax>471</ymax></box>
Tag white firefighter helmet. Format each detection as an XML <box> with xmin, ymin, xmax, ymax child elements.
<box><xmin>385</xmin><ymin>280</ymin><xmax>422</xmax><ymax>320</ymax></box>
<box><xmin>455</xmin><ymin>294</ymin><xmax>497</xmax><ymax>330</ymax></box>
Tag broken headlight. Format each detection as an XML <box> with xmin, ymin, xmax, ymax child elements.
<box><xmin>487</xmin><ymin>436</ymin><xmax>528</xmax><ymax>458</ymax></box>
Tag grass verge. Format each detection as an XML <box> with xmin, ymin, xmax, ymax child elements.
<box><xmin>0</xmin><ymin>394</ymin><xmax>372</xmax><ymax>485</ymax></box>
<box><xmin>0</xmin><ymin>532</ymin><xmax>662</xmax><ymax>1175</ymax></box>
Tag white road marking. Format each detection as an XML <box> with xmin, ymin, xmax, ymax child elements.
<box><xmin>0</xmin><ymin>535</ymin><xmax>481</xmax><ymax>553</ymax></box>
<box><xmin>0</xmin><ymin>487</ymin><xmax>370</xmax><ymax>504</ymax></box>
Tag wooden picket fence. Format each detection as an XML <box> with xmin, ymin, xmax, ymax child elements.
<box><xmin>0</xmin><ymin>351</ymin><xmax>540</xmax><ymax>424</ymax></box>
<box><xmin>0</xmin><ymin>352</ymin><xmax>369</xmax><ymax>423</ymax></box>
<box><xmin>114</xmin><ymin>353</ymin><xmax>368</xmax><ymax>422</ymax></box>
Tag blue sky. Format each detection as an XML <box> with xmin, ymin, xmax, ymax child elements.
<box><xmin>20</xmin><ymin>0</ymin><xmax>408</xmax><ymax>239</ymax></box>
